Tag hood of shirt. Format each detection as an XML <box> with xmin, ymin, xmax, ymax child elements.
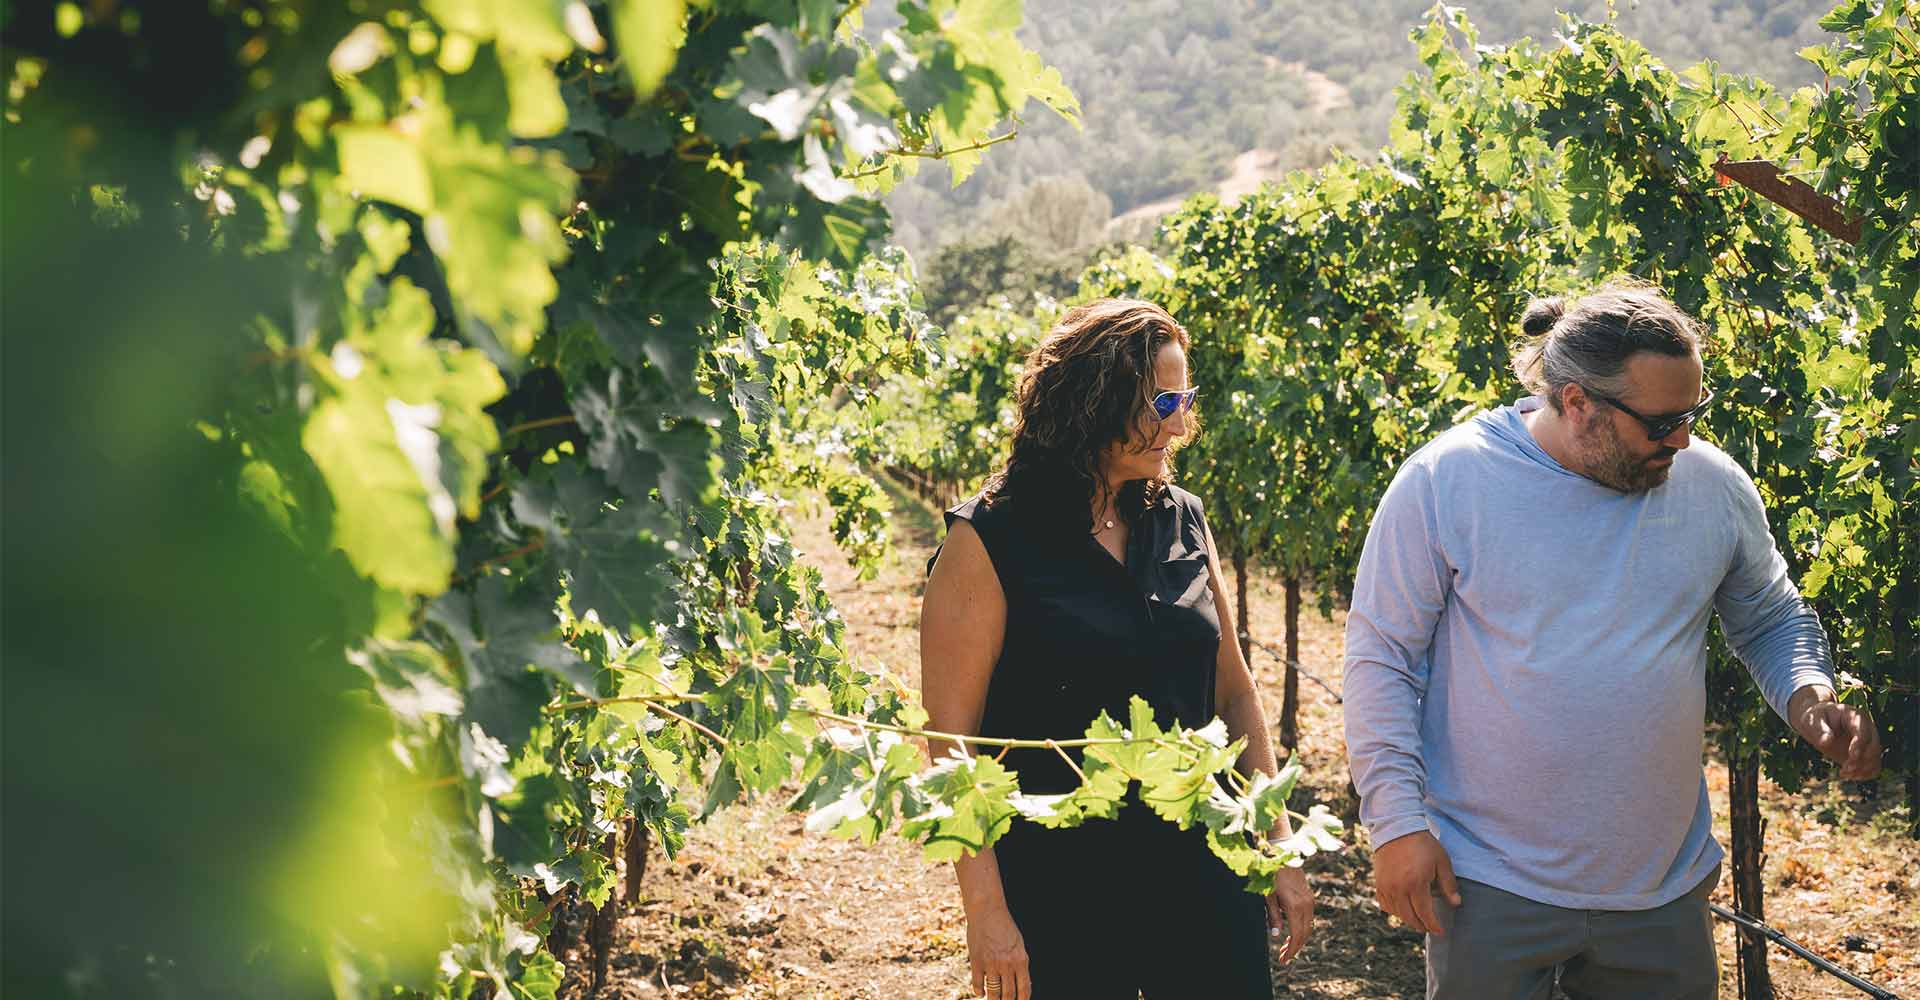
<box><xmin>1472</xmin><ymin>396</ymin><xmax>1583</xmax><ymax>480</ymax></box>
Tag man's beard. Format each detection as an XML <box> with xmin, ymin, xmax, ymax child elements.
<box><xmin>1576</xmin><ymin>411</ymin><xmax>1677</xmax><ymax>493</ymax></box>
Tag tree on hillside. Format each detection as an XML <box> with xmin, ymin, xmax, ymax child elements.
<box><xmin>919</xmin><ymin>235</ymin><xmax>1084</xmax><ymax>326</ymax></box>
<box><xmin>986</xmin><ymin>174</ymin><xmax>1115</xmax><ymax>253</ymax></box>
<box><xmin>881</xmin><ymin>0</ymin><xmax>1841</xmax><ymax>259</ymax></box>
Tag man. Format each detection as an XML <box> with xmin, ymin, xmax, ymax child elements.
<box><xmin>1342</xmin><ymin>281</ymin><xmax>1882</xmax><ymax>1000</ymax></box>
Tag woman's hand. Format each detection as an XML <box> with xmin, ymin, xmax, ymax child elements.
<box><xmin>965</xmin><ymin>903</ymin><xmax>1032</xmax><ymax>1000</ymax></box>
<box><xmin>1266</xmin><ymin>865</ymin><xmax>1314</xmax><ymax>964</ymax></box>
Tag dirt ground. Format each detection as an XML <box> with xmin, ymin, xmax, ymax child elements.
<box><xmin>564</xmin><ymin>480</ymin><xmax>1918</xmax><ymax>999</ymax></box>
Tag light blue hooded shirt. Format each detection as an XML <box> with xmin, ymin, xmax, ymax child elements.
<box><xmin>1342</xmin><ymin>397</ymin><xmax>1834</xmax><ymax>910</ymax></box>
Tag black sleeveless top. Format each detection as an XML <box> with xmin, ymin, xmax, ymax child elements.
<box><xmin>932</xmin><ymin>483</ymin><xmax>1223</xmax><ymax>793</ymax></box>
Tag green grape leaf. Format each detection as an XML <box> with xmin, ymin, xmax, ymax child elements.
<box><xmin>611</xmin><ymin>0</ymin><xmax>688</xmax><ymax>97</ymax></box>
<box><xmin>699</xmin><ymin>755</ymin><xmax>744</xmax><ymax>818</ymax></box>
<box><xmin>575</xmin><ymin>847</ymin><xmax>617</xmax><ymax>908</ymax></box>
<box><xmin>783</xmin><ymin>195</ymin><xmax>888</xmax><ymax>268</ymax></box>
<box><xmin>431</xmin><ymin>575</ymin><xmax>584</xmax><ymax>746</ymax></box>
<box><xmin>357</xmin><ymin>208</ymin><xmax>412</xmax><ymax>272</ymax></box>
<box><xmin>500</xmin><ymin>47</ymin><xmax>569</xmax><ymax>138</ymax></box>
<box><xmin>351</xmin><ymin>639</ymin><xmax>464</xmax><ymax>723</ymax></box>
<box><xmin>901</xmin><ymin>752</ymin><xmax>1020</xmax><ymax>861</ymax></box>
<box><xmin>512</xmin><ymin>951</ymin><xmax>565</xmax><ymax>1000</ymax></box>
<box><xmin>335</xmin><ymin>125</ymin><xmax>433</xmax><ymax>215</ymax></box>
<box><xmin>304</xmin><ymin>276</ymin><xmax>506</xmax><ymax>596</ymax></box>
<box><xmin>572</xmin><ymin>369</ymin><xmax>721</xmax><ymax>510</ymax></box>
<box><xmin>803</xmin><ymin>775</ymin><xmax>878</xmax><ymax>836</ymax></box>
<box><xmin>491</xmin><ymin>773</ymin><xmax>563</xmax><ymax>867</ymax></box>
<box><xmin>423</xmin><ymin>134</ymin><xmax>576</xmax><ymax>356</ymax></box>
<box><xmin>731</xmin><ymin>27</ymin><xmax>826</xmax><ymax>139</ymax></box>
<box><xmin>705</xmin><ymin>653</ymin><xmax>792</xmax><ymax>746</ymax></box>
<box><xmin>425</xmin><ymin>0</ymin><xmax>573</xmax><ymax>60</ymax></box>
<box><xmin>727</xmin><ymin>729</ymin><xmax>807</xmax><ymax>794</ymax></box>
<box><xmin>576</xmin><ymin>267</ymin><xmax>710</xmax><ymax>384</ymax></box>
<box><xmin>511</xmin><ymin>466</ymin><xmax>677</xmax><ymax>634</ymax></box>
<box><xmin>607</xmin><ymin>111</ymin><xmax>675</xmax><ymax>155</ymax></box>
<box><xmin>304</xmin><ymin>389</ymin><xmax>455</xmax><ymax>595</ymax></box>
<box><xmin>789</xmin><ymin>739</ymin><xmax>867</xmax><ymax>816</ymax></box>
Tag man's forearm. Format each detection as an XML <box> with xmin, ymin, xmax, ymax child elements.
<box><xmin>1785</xmin><ymin>682</ymin><xmax>1836</xmax><ymax>739</ymax></box>
<box><xmin>1342</xmin><ymin>657</ymin><xmax>1432</xmax><ymax>847</ymax></box>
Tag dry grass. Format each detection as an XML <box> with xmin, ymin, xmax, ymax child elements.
<box><xmin>567</xmin><ymin>481</ymin><xmax>1917</xmax><ymax>999</ymax></box>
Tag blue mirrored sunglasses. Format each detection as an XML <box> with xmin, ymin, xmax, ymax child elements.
<box><xmin>1151</xmin><ymin>387</ymin><xmax>1199</xmax><ymax>420</ymax></box>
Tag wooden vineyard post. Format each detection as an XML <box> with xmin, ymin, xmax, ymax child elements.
<box><xmin>1233</xmin><ymin>552</ymin><xmax>1253</xmax><ymax>669</ymax></box>
<box><xmin>1279</xmin><ymin>576</ymin><xmax>1302</xmax><ymax>751</ymax></box>
<box><xmin>1897</xmin><ymin>527</ymin><xmax>1919</xmax><ymax>841</ymax></box>
<box><xmin>1729</xmin><ymin>752</ymin><xmax>1774</xmax><ymax>1000</ymax></box>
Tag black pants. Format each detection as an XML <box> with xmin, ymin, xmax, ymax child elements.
<box><xmin>992</xmin><ymin>807</ymin><xmax>1273</xmax><ymax>998</ymax></box>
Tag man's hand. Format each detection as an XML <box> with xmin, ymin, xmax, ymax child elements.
<box><xmin>1789</xmin><ymin>687</ymin><xmax>1882</xmax><ymax>781</ymax></box>
<box><xmin>1371</xmin><ymin>830</ymin><xmax>1460</xmax><ymax>936</ymax></box>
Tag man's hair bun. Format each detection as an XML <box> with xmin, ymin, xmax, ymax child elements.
<box><xmin>1520</xmin><ymin>297</ymin><xmax>1565</xmax><ymax>337</ymax></box>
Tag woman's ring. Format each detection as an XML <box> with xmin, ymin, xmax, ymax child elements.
<box><xmin>984</xmin><ymin>974</ymin><xmax>1003</xmax><ymax>996</ymax></box>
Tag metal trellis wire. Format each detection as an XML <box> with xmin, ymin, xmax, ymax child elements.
<box><xmin>1246</xmin><ymin>635</ymin><xmax>1342</xmax><ymax>703</ymax></box>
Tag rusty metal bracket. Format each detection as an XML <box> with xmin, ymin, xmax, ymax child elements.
<box><xmin>1713</xmin><ymin>155</ymin><xmax>1863</xmax><ymax>244</ymax></box>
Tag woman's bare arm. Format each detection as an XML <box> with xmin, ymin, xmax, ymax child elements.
<box><xmin>1198</xmin><ymin>512</ymin><xmax>1316</xmax><ymax>962</ymax></box>
<box><xmin>922</xmin><ymin>519</ymin><xmax>1030</xmax><ymax>998</ymax></box>
<box><xmin>1199</xmin><ymin>517</ymin><xmax>1282</xmax><ymax>793</ymax></box>
<box><xmin>921</xmin><ymin>519</ymin><xmax>1006</xmax><ymax>760</ymax></box>
<box><xmin>921</xmin><ymin>520</ymin><xmax>1006</xmax><ymax>912</ymax></box>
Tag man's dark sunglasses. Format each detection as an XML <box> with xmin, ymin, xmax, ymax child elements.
<box><xmin>1589</xmin><ymin>386</ymin><xmax>1716</xmax><ymax>440</ymax></box>
<box><xmin>1151</xmin><ymin>387</ymin><xmax>1199</xmax><ymax>420</ymax></box>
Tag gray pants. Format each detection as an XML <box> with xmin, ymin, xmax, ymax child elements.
<box><xmin>1427</xmin><ymin>869</ymin><xmax>1720</xmax><ymax>1000</ymax></box>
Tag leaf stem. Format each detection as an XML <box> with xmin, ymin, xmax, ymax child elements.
<box><xmin>504</xmin><ymin>415</ymin><xmax>578</xmax><ymax>436</ymax></box>
<box><xmin>459</xmin><ymin>538</ymin><xmax>547</xmax><ymax>582</ymax></box>
<box><xmin>1045</xmin><ymin>738</ymin><xmax>1087</xmax><ymax>783</ymax></box>
<box><xmin>551</xmin><ymin>692</ymin><xmax>1197</xmax><ymax>750</ymax></box>
<box><xmin>640</xmin><ymin>699</ymin><xmax>731</xmax><ymax>748</ymax></box>
<box><xmin>1715</xmin><ymin>96</ymin><xmax>1759</xmax><ymax>143</ymax></box>
<box><xmin>847</xmin><ymin>130</ymin><xmax>1019</xmax><ymax>179</ymax></box>
<box><xmin>529</xmin><ymin>885</ymin><xmax>570</xmax><ymax>931</ymax></box>
<box><xmin>1741</xmin><ymin>97</ymin><xmax>1783</xmax><ymax>131</ymax></box>
<box><xmin>243</xmin><ymin>345</ymin><xmax>312</xmax><ymax>372</ymax></box>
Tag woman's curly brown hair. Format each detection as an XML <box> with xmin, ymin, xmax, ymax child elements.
<box><xmin>982</xmin><ymin>298</ymin><xmax>1195</xmax><ymax>531</ymax></box>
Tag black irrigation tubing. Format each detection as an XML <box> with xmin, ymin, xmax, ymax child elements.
<box><xmin>1245</xmin><ymin>635</ymin><xmax>1343</xmax><ymax>704</ymax></box>
<box><xmin>1709</xmin><ymin>903</ymin><xmax>1903</xmax><ymax>1000</ymax></box>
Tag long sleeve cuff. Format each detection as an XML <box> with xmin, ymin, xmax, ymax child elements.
<box><xmin>1364</xmin><ymin>810</ymin><xmax>1430</xmax><ymax>848</ymax></box>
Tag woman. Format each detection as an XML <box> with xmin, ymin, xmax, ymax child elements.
<box><xmin>921</xmin><ymin>299</ymin><xmax>1314</xmax><ymax>1000</ymax></box>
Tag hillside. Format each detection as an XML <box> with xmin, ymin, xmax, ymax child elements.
<box><xmin>881</xmin><ymin>0</ymin><xmax>1841</xmax><ymax>258</ymax></box>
